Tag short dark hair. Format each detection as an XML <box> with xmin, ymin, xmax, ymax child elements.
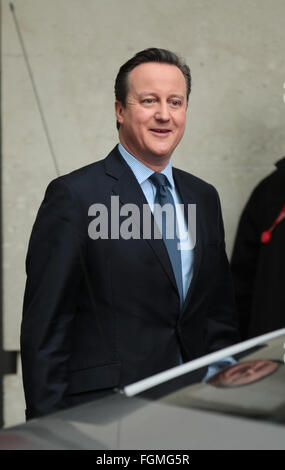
<box><xmin>115</xmin><ymin>47</ymin><xmax>191</xmax><ymax>130</ymax></box>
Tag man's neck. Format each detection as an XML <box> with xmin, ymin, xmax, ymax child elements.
<box><xmin>118</xmin><ymin>140</ymin><xmax>171</xmax><ymax>172</ymax></box>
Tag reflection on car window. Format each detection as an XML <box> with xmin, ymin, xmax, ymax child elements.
<box><xmin>207</xmin><ymin>360</ymin><xmax>280</xmax><ymax>388</ymax></box>
<box><xmin>158</xmin><ymin>335</ymin><xmax>285</xmax><ymax>425</ymax></box>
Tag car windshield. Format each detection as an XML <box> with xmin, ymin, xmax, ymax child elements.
<box><xmin>125</xmin><ymin>329</ymin><xmax>285</xmax><ymax>426</ymax></box>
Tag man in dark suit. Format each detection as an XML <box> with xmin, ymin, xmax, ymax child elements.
<box><xmin>21</xmin><ymin>48</ymin><xmax>238</xmax><ymax>420</ymax></box>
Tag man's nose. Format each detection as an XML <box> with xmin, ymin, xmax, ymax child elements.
<box><xmin>154</xmin><ymin>102</ymin><xmax>170</xmax><ymax>121</ymax></box>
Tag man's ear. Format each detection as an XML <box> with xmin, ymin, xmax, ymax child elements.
<box><xmin>115</xmin><ymin>100</ymin><xmax>124</xmax><ymax>125</ymax></box>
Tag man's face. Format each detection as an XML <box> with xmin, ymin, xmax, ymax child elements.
<box><xmin>207</xmin><ymin>360</ymin><xmax>279</xmax><ymax>388</ymax></box>
<box><xmin>115</xmin><ymin>62</ymin><xmax>187</xmax><ymax>169</ymax></box>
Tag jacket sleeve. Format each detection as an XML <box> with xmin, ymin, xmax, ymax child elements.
<box><xmin>21</xmin><ymin>177</ymin><xmax>86</xmax><ymax>420</ymax></box>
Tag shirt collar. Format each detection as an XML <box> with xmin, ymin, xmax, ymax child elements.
<box><xmin>118</xmin><ymin>142</ymin><xmax>174</xmax><ymax>189</ymax></box>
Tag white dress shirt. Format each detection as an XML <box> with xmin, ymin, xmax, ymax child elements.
<box><xmin>118</xmin><ymin>142</ymin><xmax>194</xmax><ymax>301</ymax></box>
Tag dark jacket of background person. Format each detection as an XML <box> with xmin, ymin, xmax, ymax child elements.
<box><xmin>231</xmin><ymin>157</ymin><xmax>285</xmax><ymax>340</ymax></box>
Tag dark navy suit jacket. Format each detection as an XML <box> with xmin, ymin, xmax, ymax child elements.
<box><xmin>21</xmin><ymin>145</ymin><xmax>238</xmax><ymax>419</ymax></box>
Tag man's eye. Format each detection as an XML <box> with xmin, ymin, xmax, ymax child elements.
<box><xmin>142</xmin><ymin>99</ymin><xmax>154</xmax><ymax>104</ymax></box>
<box><xmin>171</xmin><ymin>100</ymin><xmax>181</xmax><ymax>106</ymax></box>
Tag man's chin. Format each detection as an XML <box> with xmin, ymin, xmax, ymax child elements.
<box><xmin>145</xmin><ymin>146</ymin><xmax>173</xmax><ymax>161</ymax></box>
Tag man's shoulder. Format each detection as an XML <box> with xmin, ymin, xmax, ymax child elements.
<box><xmin>46</xmin><ymin>146</ymin><xmax>122</xmax><ymax>200</ymax></box>
<box><xmin>62</xmin><ymin>158</ymin><xmax>106</xmax><ymax>185</ymax></box>
<box><xmin>173</xmin><ymin>166</ymin><xmax>218</xmax><ymax>197</ymax></box>
<box><xmin>245</xmin><ymin>162</ymin><xmax>285</xmax><ymax>209</ymax></box>
<box><xmin>44</xmin><ymin>159</ymin><xmax>105</xmax><ymax>204</ymax></box>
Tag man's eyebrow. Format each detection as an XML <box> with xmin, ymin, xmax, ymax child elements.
<box><xmin>138</xmin><ymin>92</ymin><xmax>158</xmax><ymax>98</ymax></box>
<box><xmin>168</xmin><ymin>94</ymin><xmax>185</xmax><ymax>101</ymax></box>
<box><xmin>138</xmin><ymin>92</ymin><xmax>185</xmax><ymax>100</ymax></box>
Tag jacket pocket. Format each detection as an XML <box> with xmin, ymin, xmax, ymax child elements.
<box><xmin>67</xmin><ymin>361</ymin><xmax>121</xmax><ymax>395</ymax></box>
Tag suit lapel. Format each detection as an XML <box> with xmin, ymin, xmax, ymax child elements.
<box><xmin>105</xmin><ymin>146</ymin><xmax>179</xmax><ymax>295</ymax></box>
<box><xmin>173</xmin><ymin>168</ymin><xmax>202</xmax><ymax>314</ymax></box>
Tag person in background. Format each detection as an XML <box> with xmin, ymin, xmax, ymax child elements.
<box><xmin>231</xmin><ymin>156</ymin><xmax>285</xmax><ymax>340</ymax></box>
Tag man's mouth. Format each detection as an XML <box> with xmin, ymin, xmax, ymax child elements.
<box><xmin>150</xmin><ymin>129</ymin><xmax>171</xmax><ymax>134</ymax></box>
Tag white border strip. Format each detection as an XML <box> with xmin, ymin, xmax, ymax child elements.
<box><xmin>124</xmin><ymin>328</ymin><xmax>285</xmax><ymax>397</ymax></box>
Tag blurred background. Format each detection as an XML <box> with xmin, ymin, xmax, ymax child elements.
<box><xmin>1</xmin><ymin>0</ymin><xmax>285</xmax><ymax>427</ymax></box>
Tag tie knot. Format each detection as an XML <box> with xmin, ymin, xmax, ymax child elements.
<box><xmin>150</xmin><ymin>172</ymin><xmax>169</xmax><ymax>189</ymax></box>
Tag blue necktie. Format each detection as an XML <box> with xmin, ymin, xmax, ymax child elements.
<box><xmin>150</xmin><ymin>173</ymin><xmax>183</xmax><ymax>308</ymax></box>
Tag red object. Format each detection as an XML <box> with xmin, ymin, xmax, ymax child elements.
<box><xmin>261</xmin><ymin>230</ymin><xmax>272</xmax><ymax>243</ymax></box>
<box><xmin>261</xmin><ymin>203</ymin><xmax>285</xmax><ymax>243</ymax></box>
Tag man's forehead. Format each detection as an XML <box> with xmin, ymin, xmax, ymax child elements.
<box><xmin>128</xmin><ymin>62</ymin><xmax>187</xmax><ymax>95</ymax></box>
